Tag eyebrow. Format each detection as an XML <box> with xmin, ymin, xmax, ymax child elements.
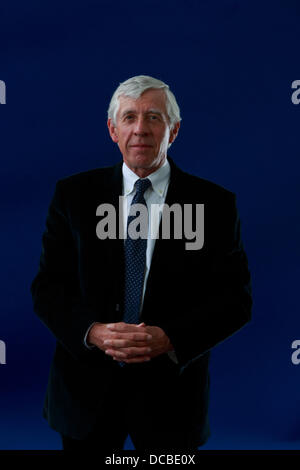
<box><xmin>120</xmin><ymin>108</ymin><xmax>163</xmax><ymax>118</ymax></box>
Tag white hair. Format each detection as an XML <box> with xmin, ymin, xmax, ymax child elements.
<box><xmin>107</xmin><ymin>75</ymin><xmax>181</xmax><ymax>130</ymax></box>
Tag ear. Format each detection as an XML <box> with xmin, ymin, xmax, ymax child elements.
<box><xmin>168</xmin><ymin>121</ymin><xmax>180</xmax><ymax>144</ymax></box>
<box><xmin>107</xmin><ymin>118</ymin><xmax>119</xmax><ymax>143</ymax></box>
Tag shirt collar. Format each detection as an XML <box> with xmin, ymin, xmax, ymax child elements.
<box><xmin>122</xmin><ymin>158</ymin><xmax>170</xmax><ymax>198</ymax></box>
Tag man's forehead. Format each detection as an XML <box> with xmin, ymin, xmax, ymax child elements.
<box><xmin>118</xmin><ymin>89</ymin><xmax>167</xmax><ymax>111</ymax></box>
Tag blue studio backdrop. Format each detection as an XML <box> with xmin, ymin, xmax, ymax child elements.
<box><xmin>1</xmin><ymin>0</ymin><xmax>300</xmax><ymax>450</ymax></box>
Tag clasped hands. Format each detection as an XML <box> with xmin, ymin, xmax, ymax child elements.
<box><xmin>87</xmin><ymin>321</ymin><xmax>174</xmax><ymax>363</ymax></box>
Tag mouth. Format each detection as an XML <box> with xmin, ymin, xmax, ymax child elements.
<box><xmin>130</xmin><ymin>144</ymin><xmax>153</xmax><ymax>148</ymax></box>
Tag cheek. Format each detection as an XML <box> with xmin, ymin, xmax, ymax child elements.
<box><xmin>158</xmin><ymin>130</ymin><xmax>169</xmax><ymax>146</ymax></box>
<box><xmin>121</xmin><ymin>131</ymin><xmax>131</xmax><ymax>144</ymax></box>
<box><xmin>117</xmin><ymin>132</ymin><xmax>128</xmax><ymax>148</ymax></box>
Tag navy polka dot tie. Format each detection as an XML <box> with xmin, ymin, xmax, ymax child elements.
<box><xmin>119</xmin><ymin>178</ymin><xmax>151</xmax><ymax>366</ymax></box>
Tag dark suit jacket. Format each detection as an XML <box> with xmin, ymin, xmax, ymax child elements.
<box><xmin>31</xmin><ymin>156</ymin><xmax>252</xmax><ymax>444</ymax></box>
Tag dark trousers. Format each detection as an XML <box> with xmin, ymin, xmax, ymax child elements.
<box><xmin>61</xmin><ymin>359</ymin><xmax>203</xmax><ymax>452</ymax></box>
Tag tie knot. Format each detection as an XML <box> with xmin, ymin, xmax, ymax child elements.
<box><xmin>135</xmin><ymin>178</ymin><xmax>151</xmax><ymax>196</ymax></box>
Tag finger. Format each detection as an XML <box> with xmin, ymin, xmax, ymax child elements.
<box><xmin>105</xmin><ymin>349</ymin><xmax>127</xmax><ymax>359</ymax></box>
<box><xmin>118</xmin><ymin>332</ymin><xmax>152</xmax><ymax>341</ymax></box>
<box><xmin>104</xmin><ymin>339</ymin><xmax>150</xmax><ymax>348</ymax></box>
<box><xmin>105</xmin><ymin>332</ymin><xmax>152</xmax><ymax>344</ymax></box>
<box><xmin>107</xmin><ymin>322</ymin><xmax>148</xmax><ymax>333</ymax></box>
<box><xmin>106</xmin><ymin>328</ymin><xmax>152</xmax><ymax>342</ymax></box>
<box><xmin>105</xmin><ymin>346</ymin><xmax>152</xmax><ymax>358</ymax></box>
<box><xmin>119</xmin><ymin>346</ymin><xmax>152</xmax><ymax>357</ymax></box>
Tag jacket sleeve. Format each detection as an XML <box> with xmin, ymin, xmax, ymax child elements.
<box><xmin>31</xmin><ymin>180</ymin><xmax>99</xmax><ymax>362</ymax></box>
<box><xmin>161</xmin><ymin>194</ymin><xmax>252</xmax><ymax>370</ymax></box>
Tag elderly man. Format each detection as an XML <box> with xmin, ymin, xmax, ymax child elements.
<box><xmin>31</xmin><ymin>75</ymin><xmax>252</xmax><ymax>452</ymax></box>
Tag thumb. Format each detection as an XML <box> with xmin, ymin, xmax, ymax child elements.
<box><xmin>137</xmin><ymin>322</ymin><xmax>146</xmax><ymax>327</ymax></box>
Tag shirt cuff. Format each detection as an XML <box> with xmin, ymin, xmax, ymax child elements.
<box><xmin>167</xmin><ymin>350</ymin><xmax>179</xmax><ymax>364</ymax></box>
<box><xmin>83</xmin><ymin>322</ymin><xmax>97</xmax><ymax>349</ymax></box>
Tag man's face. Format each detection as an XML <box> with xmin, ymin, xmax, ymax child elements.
<box><xmin>107</xmin><ymin>88</ymin><xmax>180</xmax><ymax>177</ymax></box>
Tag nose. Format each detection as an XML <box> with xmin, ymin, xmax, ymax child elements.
<box><xmin>134</xmin><ymin>116</ymin><xmax>149</xmax><ymax>136</ymax></box>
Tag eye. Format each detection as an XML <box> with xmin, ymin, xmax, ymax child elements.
<box><xmin>149</xmin><ymin>115</ymin><xmax>158</xmax><ymax>120</ymax></box>
<box><xmin>124</xmin><ymin>115</ymin><xmax>134</xmax><ymax>120</ymax></box>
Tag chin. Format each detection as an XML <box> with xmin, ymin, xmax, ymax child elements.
<box><xmin>131</xmin><ymin>155</ymin><xmax>156</xmax><ymax>168</ymax></box>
